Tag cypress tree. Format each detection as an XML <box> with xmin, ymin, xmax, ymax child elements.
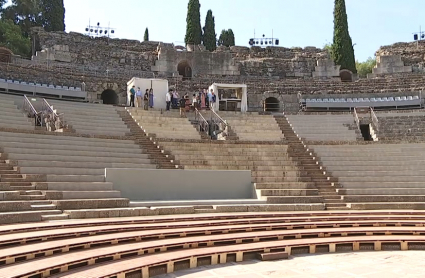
<box><xmin>218</xmin><ymin>29</ymin><xmax>235</xmax><ymax>47</ymax></box>
<box><xmin>227</xmin><ymin>29</ymin><xmax>235</xmax><ymax>46</ymax></box>
<box><xmin>331</xmin><ymin>0</ymin><xmax>356</xmax><ymax>73</ymax></box>
<box><xmin>42</xmin><ymin>0</ymin><xmax>65</xmax><ymax>32</ymax></box>
<box><xmin>184</xmin><ymin>0</ymin><xmax>202</xmax><ymax>45</ymax></box>
<box><xmin>144</xmin><ymin>28</ymin><xmax>149</xmax><ymax>41</ymax></box>
<box><xmin>202</xmin><ymin>9</ymin><xmax>216</xmax><ymax>51</ymax></box>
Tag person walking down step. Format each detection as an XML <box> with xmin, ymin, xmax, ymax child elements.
<box><xmin>129</xmin><ymin>86</ymin><xmax>136</xmax><ymax>107</ymax></box>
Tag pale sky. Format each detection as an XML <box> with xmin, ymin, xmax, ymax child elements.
<box><xmin>63</xmin><ymin>0</ymin><xmax>424</xmax><ymax>62</ymax></box>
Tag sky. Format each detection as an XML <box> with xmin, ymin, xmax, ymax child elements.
<box><xmin>63</xmin><ymin>0</ymin><xmax>425</xmax><ymax>62</ymax></box>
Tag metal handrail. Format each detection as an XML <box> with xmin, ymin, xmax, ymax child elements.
<box><xmin>195</xmin><ymin>108</ymin><xmax>209</xmax><ymax>136</ymax></box>
<box><xmin>210</xmin><ymin>109</ymin><xmax>229</xmax><ymax>140</ymax></box>
<box><xmin>23</xmin><ymin>95</ymin><xmax>43</xmax><ymax>126</ymax></box>
<box><xmin>42</xmin><ymin>99</ymin><xmax>66</xmax><ymax>131</ymax></box>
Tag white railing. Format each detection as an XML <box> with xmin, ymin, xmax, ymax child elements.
<box><xmin>42</xmin><ymin>99</ymin><xmax>66</xmax><ymax>131</ymax></box>
<box><xmin>353</xmin><ymin>107</ymin><xmax>360</xmax><ymax>131</ymax></box>
<box><xmin>370</xmin><ymin>107</ymin><xmax>379</xmax><ymax>132</ymax></box>
<box><xmin>23</xmin><ymin>95</ymin><xmax>43</xmax><ymax>126</ymax></box>
<box><xmin>195</xmin><ymin>108</ymin><xmax>209</xmax><ymax>137</ymax></box>
<box><xmin>210</xmin><ymin>109</ymin><xmax>229</xmax><ymax>140</ymax></box>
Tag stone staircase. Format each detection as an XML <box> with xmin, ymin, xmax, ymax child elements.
<box><xmin>274</xmin><ymin>115</ymin><xmax>347</xmax><ymax>210</ymax></box>
<box><xmin>117</xmin><ymin>108</ymin><xmax>179</xmax><ymax>169</ymax></box>
<box><xmin>0</xmin><ymin>94</ymin><xmax>35</xmax><ymax>130</ymax></box>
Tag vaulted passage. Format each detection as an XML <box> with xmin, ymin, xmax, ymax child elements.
<box><xmin>264</xmin><ymin>97</ymin><xmax>280</xmax><ymax>112</ymax></box>
<box><xmin>340</xmin><ymin>70</ymin><xmax>353</xmax><ymax>82</ymax></box>
<box><xmin>101</xmin><ymin>89</ymin><xmax>118</xmax><ymax>105</ymax></box>
<box><xmin>177</xmin><ymin>61</ymin><xmax>192</xmax><ymax>80</ymax></box>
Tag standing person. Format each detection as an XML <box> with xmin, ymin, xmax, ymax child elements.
<box><xmin>149</xmin><ymin>88</ymin><xmax>154</xmax><ymax>109</ymax></box>
<box><xmin>129</xmin><ymin>86</ymin><xmax>136</xmax><ymax>107</ymax></box>
<box><xmin>211</xmin><ymin>91</ymin><xmax>217</xmax><ymax>110</ymax></box>
<box><xmin>144</xmin><ymin>89</ymin><xmax>149</xmax><ymax>110</ymax></box>
<box><xmin>172</xmin><ymin>90</ymin><xmax>179</xmax><ymax>108</ymax></box>
<box><xmin>166</xmin><ymin>89</ymin><xmax>172</xmax><ymax>111</ymax></box>
<box><xmin>208</xmin><ymin>89</ymin><xmax>214</xmax><ymax>108</ymax></box>
<box><xmin>179</xmin><ymin>96</ymin><xmax>186</xmax><ymax>117</ymax></box>
<box><xmin>192</xmin><ymin>94</ymin><xmax>197</xmax><ymax>110</ymax></box>
<box><xmin>136</xmin><ymin>87</ymin><xmax>143</xmax><ymax>108</ymax></box>
<box><xmin>201</xmin><ymin>89</ymin><xmax>206</xmax><ymax>109</ymax></box>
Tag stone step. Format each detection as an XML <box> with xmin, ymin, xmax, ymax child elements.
<box><xmin>41</xmin><ymin>213</ymin><xmax>70</xmax><ymax>221</ymax></box>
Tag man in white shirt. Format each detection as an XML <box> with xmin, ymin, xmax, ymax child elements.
<box><xmin>166</xmin><ymin>90</ymin><xmax>172</xmax><ymax>111</ymax></box>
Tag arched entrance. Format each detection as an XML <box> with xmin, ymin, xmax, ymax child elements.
<box><xmin>0</xmin><ymin>47</ymin><xmax>13</xmax><ymax>63</ymax></box>
<box><xmin>340</xmin><ymin>69</ymin><xmax>353</xmax><ymax>82</ymax></box>
<box><xmin>177</xmin><ymin>61</ymin><xmax>192</xmax><ymax>80</ymax></box>
<box><xmin>101</xmin><ymin>89</ymin><xmax>118</xmax><ymax>105</ymax></box>
<box><xmin>264</xmin><ymin>97</ymin><xmax>280</xmax><ymax>112</ymax></box>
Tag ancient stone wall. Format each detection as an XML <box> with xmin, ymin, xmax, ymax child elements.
<box><xmin>33</xmin><ymin>28</ymin><xmax>159</xmax><ymax>72</ymax></box>
<box><xmin>375</xmin><ymin>41</ymin><xmax>425</xmax><ymax>72</ymax></box>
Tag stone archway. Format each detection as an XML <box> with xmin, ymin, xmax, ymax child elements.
<box><xmin>264</xmin><ymin>97</ymin><xmax>280</xmax><ymax>112</ymax></box>
<box><xmin>340</xmin><ymin>69</ymin><xmax>353</xmax><ymax>82</ymax></box>
<box><xmin>0</xmin><ymin>47</ymin><xmax>13</xmax><ymax>63</ymax></box>
<box><xmin>260</xmin><ymin>92</ymin><xmax>284</xmax><ymax>112</ymax></box>
<box><xmin>177</xmin><ymin>60</ymin><xmax>192</xmax><ymax>80</ymax></box>
<box><xmin>101</xmin><ymin>89</ymin><xmax>118</xmax><ymax>105</ymax></box>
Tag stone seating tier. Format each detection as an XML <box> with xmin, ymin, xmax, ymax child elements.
<box><xmin>159</xmin><ymin>141</ymin><xmax>322</xmax><ymax>206</ymax></box>
<box><xmin>0</xmin><ymin>212</ymin><xmax>425</xmax><ymax>277</ymax></box>
<box><xmin>48</xmin><ymin>100</ymin><xmax>131</xmax><ymax>136</ymax></box>
<box><xmin>217</xmin><ymin>112</ymin><xmax>285</xmax><ymax>142</ymax></box>
<box><xmin>286</xmin><ymin>114</ymin><xmax>358</xmax><ymax>142</ymax></box>
<box><xmin>0</xmin><ymin>130</ymin><xmax>159</xmax><ymax>220</ymax></box>
<box><xmin>312</xmin><ymin>144</ymin><xmax>425</xmax><ymax>209</ymax></box>
<box><xmin>128</xmin><ymin>108</ymin><xmax>202</xmax><ymax>140</ymax></box>
<box><xmin>0</xmin><ymin>95</ymin><xmax>34</xmax><ymax>130</ymax></box>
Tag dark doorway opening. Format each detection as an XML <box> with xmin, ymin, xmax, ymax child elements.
<box><xmin>101</xmin><ymin>89</ymin><xmax>118</xmax><ymax>105</ymax></box>
<box><xmin>264</xmin><ymin>97</ymin><xmax>280</xmax><ymax>112</ymax></box>
<box><xmin>360</xmin><ymin>124</ymin><xmax>372</xmax><ymax>141</ymax></box>
<box><xmin>177</xmin><ymin>61</ymin><xmax>192</xmax><ymax>80</ymax></box>
<box><xmin>0</xmin><ymin>47</ymin><xmax>13</xmax><ymax>63</ymax></box>
<box><xmin>340</xmin><ymin>70</ymin><xmax>353</xmax><ymax>82</ymax></box>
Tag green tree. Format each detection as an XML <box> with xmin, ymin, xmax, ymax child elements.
<box><xmin>356</xmin><ymin>57</ymin><xmax>376</xmax><ymax>78</ymax></box>
<box><xmin>144</xmin><ymin>27</ymin><xmax>149</xmax><ymax>41</ymax></box>
<box><xmin>202</xmin><ymin>9</ymin><xmax>216</xmax><ymax>51</ymax></box>
<box><xmin>0</xmin><ymin>19</ymin><xmax>31</xmax><ymax>57</ymax></box>
<box><xmin>331</xmin><ymin>0</ymin><xmax>357</xmax><ymax>73</ymax></box>
<box><xmin>218</xmin><ymin>29</ymin><xmax>235</xmax><ymax>47</ymax></box>
<box><xmin>184</xmin><ymin>0</ymin><xmax>202</xmax><ymax>45</ymax></box>
<box><xmin>42</xmin><ymin>0</ymin><xmax>65</xmax><ymax>32</ymax></box>
<box><xmin>323</xmin><ymin>43</ymin><xmax>333</xmax><ymax>55</ymax></box>
<box><xmin>2</xmin><ymin>0</ymin><xmax>42</xmax><ymax>38</ymax></box>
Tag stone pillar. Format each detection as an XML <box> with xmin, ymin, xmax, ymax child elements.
<box><xmin>312</xmin><ymin>59</ymin><xmax>341</xmax><ymax>78</ymax></box>
<box><xmin>368</xmin><ymin>55</ymin><xmax>412</xmax><ymax>78</ymax></box>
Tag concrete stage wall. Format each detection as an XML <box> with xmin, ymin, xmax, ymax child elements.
<box><xmin>106</xmin><ymin>168</ymin><xmax>253</xmax><ymax>201</ymax></box>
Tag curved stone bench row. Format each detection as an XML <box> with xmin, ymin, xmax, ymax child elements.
<box><xmin>2</xmin><ymin>212</ymin><xmax>425</xmax><ymax>277</ymax></box>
